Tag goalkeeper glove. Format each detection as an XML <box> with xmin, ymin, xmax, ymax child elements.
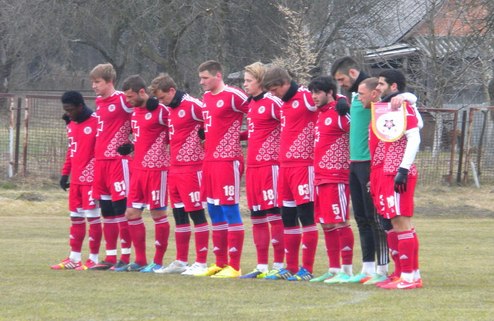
<box><xmin>394</xmin><ymin>167</ymin><xmax>409</xmax><ymax>193</ymax></box>
<box><xmin>59</xmin><ymin>175</ymin><xmax>70</xmax><ymax>191</ymax></box>
<box><xmin>117</xmin><ymin>143</ymin><xmax>134</xmax><ymax>156</ymax></box>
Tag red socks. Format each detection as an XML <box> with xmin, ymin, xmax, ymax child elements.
<box><xmin>338</xmin><ymin>225</ymin><xmax>354</xmax><ymax>265</ymax></box>
<box><xmin>87</xmin><ymin>217</ymin><xmax>102</xmax><ymax>256</ymax></box>
<box><xmin>127</xmin><ymin>218</ymin><xmax>147</xmax><ymax>266</ymax></box>
<box><xmin>175</xmin><ymin>224</ymin><xmax>191</xmax><ymax>262</ymax></box>
<box><xmin>301</xmin><ymin>225</ymin><xmax>318</xmax><ymax>273</ymax></box>
<box><xmin>228</xmin><ymin>223</ymin><xmax>245</xmax><ymax>271</ymax></box>
<box><xmin>153</xmin><ymin>215</ymin><xmax>170</xmax><ymax>265</ymax></box>
<box><xmin>69</xmin><ymin>218</ymin><xmax>86</xmax><ymax>253</ymax></box>
<box><xmin>252</xmin><ymin>216</ymin><xmax>270</xmax><ymax>265</ymax></box>
<box><xmin>284</xmin><ymin>227</ymin><xmax>302</xmax><ymax>273</ymax></box>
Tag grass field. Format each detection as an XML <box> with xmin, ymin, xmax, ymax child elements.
<box><xmin>0</xmin><ymin>185</ymin><xmax>493</xmax><ymax>321</ymax></box>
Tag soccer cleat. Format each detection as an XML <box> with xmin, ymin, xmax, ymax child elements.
<box><xmin>239</xmin><ymin>269</ymin><xmax>267</xmax><ymax>279</ymax></box>
<box><xmin>381</xmin><ymin>278</ymin><xmax>417</xmax><ymax>290</ymax></box>
<box><xmin>323</xmin><ymin>272</ymin><xmax>352</xmax><ymax>284</ymax></box>
<box><xmin>154</xmin><ymin>260</ymin><xmax>188</xmax><ymax>274</ymax></box>
<box><xmin>75</xmin><ymin>259</ymin><xmax>97</xmax><ymax>271</ymax></box>
<box><xmin>126</xmin><ymin>262</ymin><xmax>146</xmax><ymax>272</ymax></box>
<box><xmin>264</xmin><ymin>268</ymin><xmax>293</xmax><ymax>280</ymax></box>
<box><xmin>414</xmin><ymin>278</ymin><xmax>423</xmax><ymax>288</ymax></box>
<box><xmin>109</xmin><ymin>260</ymin><xmax>127</xmax><ymax>271</ymax></box>
<box><xmin>363</xmin><ymin>273</ymin><xmax>388</xmax><ymax>285</ymax></box>
<box><xmin>210</xmin><ymin>265</ymin><xmax>241</xmax><ymax>278</ymax></box>
<box><xmin>375</xmin><ymin>273</ymin><xmax>400</xmax><ymax>288</ymax></box>
<box><xmin>50</xmin><ymin>258</ymin><xmax>81</xmax><ymax>270</ymax></box>
<box><xmin>193</xmin><ymin>264</ymin><xmax>223</xmax><ymax>277</ymax></box>
<box><xmin>347</xmin><ymin>272</ymin><xmax>372</xmax><ymax>283</ymax></box>
<box><xmin>88</xmin><ymin>260</ymin><xmax>114</xmax><ymax>270</ymax></box>
<box><xmin>287</xmin><ymin>267</ymin><xmax>313</xmax><ymax>281</ymax></box>
<box><xmin>181</xmin><ymin>262</ymin><xmax>208</xmax><ymax>276</ymax></box>
<box><xmin>140</xmin><ymin>263</ymin><xmax>162</xmax><ymax>273</ymax></box>
<box><xmin>309</xmin><ymin>271</ymin><xmax>334</xmax><ymax>283</ymax></box>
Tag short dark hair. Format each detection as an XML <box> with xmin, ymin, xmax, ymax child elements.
<box><xmin>198</xmin><ymin>60</ymin><xmax>223</xmax><ymax>75</ymax></box>
<box><xmin>262</xmin><ymin>67</ymin><xmax>291</xmax><ymax>89</ymax></box>
<box><xmin>360</xmin><ymin>77</ymin><xmax>379</xmax><ymax>91</ymax></box>
<box><xmin>122</xmin><ymin>75</ymin><xmax>147</xmax><ymax>93</ymax></box>
<box><xmin>61</xmin><ymin>91</ymin><xmax>85</xmax><ymax>106</ymax></box>
<box><xmin>308</xmin><ymin>76</ymin><xmax>337</xmax><ymax>99</ymax></box>
<box><xmin>378</xmin><ymin>69</ymin><xmax>406</xmax><ymax>92</ymax></box>
<box><xmin>149</xmin><ymin>73</ymin><xmax>177</xmax><ymax>94</ymax></box>
<box><xmin>330</xmin><ymin>56</ymin><xmax>360</xmax><ymax>77</ymax></box>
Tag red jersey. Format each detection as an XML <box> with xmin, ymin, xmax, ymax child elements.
<box><xmin>279</xmin><ymin>87</ymin><xmax>317</xmax><ymax>166</ymax></box>
<box><xmin>168</xmin><ymin>93</ymin><xmax>205</xmax><ymax>167</ymax></box>
<box><xmin>383</xmin><ymin>102</ymin><xmax>419</xmax><ymax>177</ymax></box>
<box><xmin>94</xmin><ymin>91</ymin><xmax>133</xmax><ymax>160</ymax></box>
<box><xmin>246</xmin><ymin>92</ymin><xmax>282</xmax><ymax>167</ymax></box>
<box><xmin>131</xmin><ymin>104</ymin><xmax>170</xmax><ymax>170</ymax></box>
<box><xmin>61</xmin><ymin>113</ymin><xmax>98</xmax><ymax>185</ymax></box>
<box><xmin>201</xmin><ymin>85</ymin><xmax>248</xmax><ymax>162</ymax></box>
<box><xmin>369</xmin><ymin>126</ymin><xmax>386</xmax><ymax>169</ymax></box>
<box><xmin>313</xmin><ymin>101</ymin><xmax>350</xmax><ymax>184</ymax></box>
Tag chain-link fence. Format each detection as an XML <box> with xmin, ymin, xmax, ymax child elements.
<box><xmin>0</xmin><ymin>94</ymin><xmax>493</xmax><ymax>187</ymax></box>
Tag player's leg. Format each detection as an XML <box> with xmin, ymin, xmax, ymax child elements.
<box><xmin>119</xmin><ymin>207</ymin><xmax>146</xmax><ymax>272</ymax></box>
<box><xmin>181</xmin><ymin>209</ymin><xmax>209</xmax><ymax>275</ymax></box>
<box><xmin>77</xmin><ymin>185</ymin><xmax>102</xmax><ymax>270</ymax></box>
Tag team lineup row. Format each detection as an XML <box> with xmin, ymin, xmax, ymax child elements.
<box><xmin>52</xmin><ymin>57</ymin><xmax>422</xmax><ymax>290</ymax></box>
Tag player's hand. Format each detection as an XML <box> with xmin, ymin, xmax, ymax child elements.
<box><xmin>394</xmin><ymin>167</ymin><xmax>409</xmax><ymax>193</ymax></box>
<box><xmin>146</xmin><ymin>97</ymin><xmax>159</xmax><ymax>111</ymax></box>
<box><xmin>197</xmin><ymin>128</ymin><xmax>205</xmax><ymax>140</ymax></box>
<box><xmin>59</xmin><ymin>175</ymin><xmax>70</xmax><ymax>191</ymax></box>
<box><xmin>117</xmin><ymin>143</ymin><xmax>134</xmax><ymax>156</ymax></box>
<box><xmin>335</xmin><ymin>97</ymin><xmax>350</xmax><ymax>116</ymax></box>
<box><xmin>390</xmin><ymin>96</ymin><xmax>404</xmax><ymax>110</ymax></box>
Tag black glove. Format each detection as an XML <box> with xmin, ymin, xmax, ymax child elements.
<box><xmin>394</xmin><ymin>167</ymin><xmax>409</xmax><ymax>193</ymax></box>
<box><xmin>197</xmin><ymin>128</ymin><xmax>205</xmax><ymax>140</ymax></box>
<box><xmin>146</xmin><ymin>97</ymin><xmax>159</xmax><ymax>111</ymax></box>
<box><xmin>335</xmin><ymin>97</ymin><xmax>350</xmax><ymax>116</ymax></box>
<box><xmin>62</xmin><ymin>114</ymin><xmax>71</xmax><ymax>125</ymax></box>
<box><xmin>59</xmin><ymin>175</ymin><xmax>70</xmax><ymax>191</ymax></box>
<box><xmin>117</xmin><ymin>143</ymin><xmax>134</xmax><ymax>156</ymax></box>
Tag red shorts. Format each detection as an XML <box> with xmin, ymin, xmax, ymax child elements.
<box><xmin>201</xmin><ymin>160</ymin><xmax>243</xmax><ymax>205</ymax></box>
<box><xmin>381</xmin><ymin>175</ymin><xmax>417</xmax><ymax>219</ymax></box>
<box><xmin>314</xmin><ymin>183</ymin><xmax>350</xmax><ymax>224</ymax></box>
<box><xmin>127</xmin><ymin>168</ymin><xmax>168</xmax><ymax>210</ymax></box>
<box><xmin>168</xmin><ymin>167</ymin><xmax>204</xmax><ymax>212</ymax></box>
<box><xmin>93</xmin><ymin>158</ymin><xmax>131</xmax><ymax>201</ymax></box>
<box><xmin>246</xmin><ymin>165</ymin><xmax>279</xmax><ymax>211</ymax></box>
<box><xmin>278</xmin><ymin>166</ymin><xmax>314</xmax><ymax>206</ymax></box>
<box><xmin>68</xmin><ymin>184</ymin><xmax>99</xmax><ymax>218</ymax></box>
<box><xmin>370</xmin><ymin>165</ymin><xmax>385</xmax><ymax>215</ymax></box>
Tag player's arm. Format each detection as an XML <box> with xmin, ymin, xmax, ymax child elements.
<box><xmin>60</xmin><ymin>134</ymin><xmax>71</xmax><ymax>191</ymax></box>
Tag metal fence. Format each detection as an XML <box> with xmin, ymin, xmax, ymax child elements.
<box><xmin>0</xmin><ymin>94</ymin><xmax>493</xmax><ymax>187</ymax></box>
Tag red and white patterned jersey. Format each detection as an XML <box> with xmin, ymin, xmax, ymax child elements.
<box><xmin>383</xmin><ymin>102</ymin><xmax>419</xmax><ymax>177</ymax></box>
<box><xmin>131</xmin><ymin>104</ymin><xmax>170</xmax><ymax>170</ymax></box>
<box><xmin>61</xmin><ymin>114</ymin><xmax>98</xmax><ymax>185</ymax></box>
<box><xmin>246</xmin><ymin>92</ymin><xmax>282</xmax><ymax>167</ymax></box>
<box><xmin>369</xmin><ymin>126</ymin><xmax>385</xmax><ymax>169</ymax></box>
<box><xmin>279</xmin><ymin>87</ymin><xmax>317</xmax><ymax>166</ymax></box>
<box><xmin>201</xmin><ymin>85</ymin><xmax>248</xmax><ymax>162</ymax></box>
<box><xmin>168</xmin><ymin>94</ymin><xmax>205</xmax><ymax>167</ymax></box>
<box><xmin>94</xmin><ymin>91</ymin><xmax>133</xmax><ymax>160</ymax></box>
<box><xmin>313</xmin><ymin>101</ymin><xmax>350</xmax><ymax>184</ymax></box>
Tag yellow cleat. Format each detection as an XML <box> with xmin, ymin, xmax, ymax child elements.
<box><xmin>193</xmin><ymin>264</ymin><xmax>223</xmax><ymax>277</ymax></box>
<box><xmin>210</xmin><ymin>265</ymin><xmax>241</xmax><ymax>278</ymax></box>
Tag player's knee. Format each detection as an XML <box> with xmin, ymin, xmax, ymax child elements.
<box><xmin>222</xmin><ymin>204</ymin><xmax>242</xmax><ymax>224</ymax></box>
<box><xmin>281</xmin><ymin>206</ymin><xmax>298</xmax><ymax>227</ymax></box>
<box><xmin>207</xmin><ymin>203</ymin><xmax>227</xmax><ymax>224</ymax></box>
<box><xmin>173</xmin><ymin>207</ymin><xmax>190</xmax><ymax>225</ymax></box>
<box><xmin>189</xmin><ymin>209</ymin><xmax>207</xmax><ymax>225</ymax></box>
<box><xmin>112</xmin><ymin>199</ymin><xmax>127</xmax><ymax>216</ymax></box>
<box><xmin>297</xmin><ymin>202</ymin><xmax>315</xmax><ymax>226</ymax></box>
<box><xmin>99</xmin><ymin>200</ymin><xmax>115</xmax><ymax>217</ymax></box>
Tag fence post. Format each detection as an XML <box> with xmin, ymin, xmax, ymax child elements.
<box><xmin>22</xmin><ymin>97</ymin><xmax>29</xmax><ymax>176</ymax></box>
<box><xmin>14</xmin><ymin>97</ymin><xmax>22</xmax><ymax>175</ymax></box>
<box><xmin>456</xmin><ymin>110</ymin><xmax>467</xmax><ymax>185</ymax></box>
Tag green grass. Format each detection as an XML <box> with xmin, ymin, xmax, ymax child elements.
<box><xmin>0</xmin><ymin>187</ymin><xmax>493</xmax><ymax>320</ymax></box>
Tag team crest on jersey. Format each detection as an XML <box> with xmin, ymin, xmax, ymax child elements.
<box><xmin>292</xmin><ymin>101</ymin><xmax>299</xmax><ymax>108</ymax></box>
<box><xmin>178</xmin><ymin>110</ymin><xmax>186</xmax><ymax>118</ymax></box>
<box><xmin>84</xmin><ymin>126</ymin><xmax>92</xmax><ymax>135</ymax></box>
<box><xmin>324</xmin><ymin>117</ymin><xmax>332</xmax><ymax>126</ymax></box>
<box><xmin>108</xmin><ymin>104</ymin><xmax>116</xmax><ymax>112</ymax></box>
<box><xmin>258</xmin><ymin>106</ymin><xmax>266</xmax><ymax>114</ymax></box>
<box><xmin>216</xmin><ymin>100</ymin><xmax>224</xmax><ymax>108</ymax></box>
<box><xmin>145</xmin><ymin>112</ymin><xmax>152</xmax><ymax>120</ymax></box>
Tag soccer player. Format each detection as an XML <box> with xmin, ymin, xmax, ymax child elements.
<box><xmin>306</xmin><ymin>76</ymin><xmax>356</xmax><ymax>284</ymax></box>
<box><xmin>374</xmin><ymin>69</ymin><xmax>422</xmax><ymax>289</ymax></box>
<box><xmin>89</xmin><ymin>63</ymin><xmax>133</xmax><ymax>270</ymax></box>
<box><xmin>51</xmin><ymin>91</ymin><xmax>102</xmax><ymax>270</ymax></box>
<box><xmin>113</xmin><ymin>75</ymin><xmax>171</xmax><ymax>273</ymax></box>
<box><xmin>148</xmin><ymin>73</ymin><xmax>210</xmax><ymax>275</ymax></box>
<box><xmin>239</xmin><ymin>62</ymin><xmax>285</xmax><ymax>279</ymax></box>
<box><xmin>261</xmin><ymin>67</ymin><xmax>318</xmax><ymax>281</ymax></box>
<box><xmin>196</xmin><ymin>60</ymin><xmax>249</xmax><ymax>278</ymax></box>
